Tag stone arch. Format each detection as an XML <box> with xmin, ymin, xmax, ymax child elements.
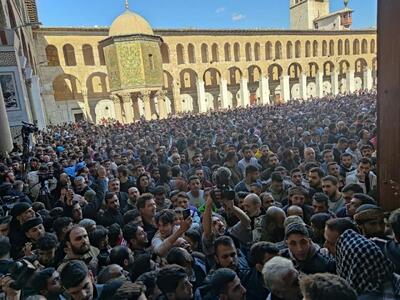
<box><xmin>323</xmin><ymin>61</ymin><xmax>335</xmax><ymax>77</ymax></box>
<box><xmin>288</xmin><ymin>62</ymin><xmax>302</xmax><ymax>79</ymax></box>
<box><xmin>339</xmin><ymin>60</ymin><xmax>350</xmax><ymax>75</ymax></box>
<box><xmin>176</xmin><ymin>44</ymin><xmax>185</xmax><ymax>65</ymax></box>
<box><xmin>275</xmin><ymin>41</ymin><xmax>282</xmax><ymax>59</ymax></box>
<box><xmin>322</xmin><ymin>40</ymin><xmax>328</xmax><ymax>56</ymax></box>
<box><xmin>245</xmin><ymin>43</ymin><xmax>252</xmax><ymax>61</ymax></box>
<box><xmin>234</xmin><ymin>43</ymin><xmax>241</xmax><ymax>62</ymax></box>
<box><xmin>188</xmin><ymin>43</ymin><xmax>196</xmax><ymax>64</ymax></box>
<box><xmin>286</xmin><ymin>41</ymin><xmax>293</xmax><ymax>59</ymax></box>
<box><xmin>370</xmin><ymin>39</ymin><xmax>376</xmax><ymax>54</ymax></box>
<box><xmin>353</xmin><ymin>39</ymin><xmax>360</xmax><ymax>55</ymax></box>
<box><xmin>160</xmin><ymin>43</ymin><xmax>170</xmax><ymax>64</ymax></box>
<box><xmin>201</xmin><ymin>43</ymin><xmax>209</xmax><ymax>63</ymax></box>
<box><xmin>295</xmin><ymin>40</ymin><xmax>301</xmax><ymax>58</ymax></box>
<box><xmin>163</xmin><ymin>71</ymin><xmax>173</xmax><ymax>89</ymax></box>
<box><xmin>305</xmin><ymin>41</ymin><xmax>311</xmax><ymax>58</ymax></box>
<box><xmin>203</xmin><ymin>68</ymin><xmax>221</xmax><ymax>87</ymax></box>
<box><xmin>313</xmin><ymin>41</ymin><xmax>318</xmax><ymax>57</ymax></box>
<box><xmin>248</xmin><ymin>65</ymin><xmax>262</xmax><ymax>84</ymax></box>
<box><xmin>98</xmin><ymin>45</ymin><xmax>106</xmax><ymax>65</ymax></box>
<box><xmin>86</xmin><ymin>72</ymin><xmax>108</xmax><ymax>98</ymax></box>
<box><xmin>179</xmin><ymin>68</ymin><xmax>198</xmax><ymax>89</ymax></box>
<box><xmin>338</xmin><ymin>40</ymin><xmax>343</xmax><ymax>56</ymax></box>
<box><xmin>45</xmin><ymin>45</ymin><xmax>60</xmax><ymax>66</ymax></box>
<box><xmin>227</xmin><ymin>66</ymin><xmax>242</xmax><ymax>85</ymax></box>
<box><xmin>53</xmin><ymin>74</ymin><xmax>82</xmax><ymax>101</ymax></box>
<box><xmin>361</xmin><ymin>39</ymin><xmax>368</xmax><ymax>54</ymax></box>
<box><xmin>345</xmin><ymin>39</ymin><xmax>350</xmax><ymax>55</ymax></box>
<box><xmin>268</xmin><ymin>64</ymin><xmax>283</xmax><ymax>81</ymax></box>
<box><xmin>63</xmin><ymin>44</ymin><xmax>76</xmax><ymax>66</ymax></box>
<box><xmin>355</xmin><ymin>58</ymin><xmax>368</xmax><ymax>74</ymax></box>
<box><xmin>211</xmin><ymin>43</ymin><xmax>219</xmax><ymax>62</ymax></box>
<box><xmin>265</xmin><ymin>42</ymin><xmax>273</xmax><ymax>60</ymax></box>
<box><xmin>329</xmin><ymin>40</ymin><xmax>334</xmax><ymax>56</ymax></box>
<box><xmin>82</xmin><ymin>44</ymin><xmax>95</xmax><ymax>66</ymax></box>
<box><xmin>254</xmin><ymin>43</ymin><xmax>261</xmax><ymax>61</ymax></box>
<box><xmin>224</xmin><ymin>43</ymin><xmax>231</xmax><ymax>61</ymax></box>
<box><xmin>307</xmin><ymin>62</ymin><xmax>319</xmax><ymax>78</ymax></box>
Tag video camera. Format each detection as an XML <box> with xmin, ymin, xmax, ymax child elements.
<box><xmin>21</xmin><ymin>121</ymin><xmax>38</xmax><ymax>135</ymax></box>
<box><xmin>8</xmin><ymin>259</ymin><xmax>36</xmax><ymax>290</ymax></box>
<box><xmin>211</xmin><ymin>167</ymin><xmax>236</xmax><ymax>208</ymax></box>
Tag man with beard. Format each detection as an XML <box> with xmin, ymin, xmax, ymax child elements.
<box><xmin>61</xmin><ymin>226</ymin><xmax>100</xmax><ymax>273</ymax></box>
<box><xmin>241</xmin><ymin>193</ymin><xmax>265</xmax><ymax>243</ymax></box>
<box><xmin>123</xmin><ymin>223</ymin><xmax>149</xmax><ymax>258</ymax></box>
<box><xmin>60</xmin><ymin>260</ymin><xmax>103</xmax><ymax>300</ymax></box>
<box><xmin>31</xmin><ymin>268</ymin><xmax>64</xmax><ymax>300</ymax></box>
<box><xmin>321</xmin><ymin>176</ymin><xmax>345</xmax><ymax>214</ymax></box>
<box><xmin>339</xmin><ymin>153</ymin><xmax>356</xmax><ymax>177</ymax></box>
<box><xmin>125</xmin><ymin>187</ymin><xmax>140</xmax><ymax>212</ymax></box>
<box><xmin>21</xmin><ymin>217</ymin><xmax>46</xmax><ymax>257</ymax></box>
<box><xmin>353</xmin><ymin>205</ymin><xmax>386</xmax><ymax>238</ymax></box>
<box><xmin>308</xmin><ymin>167</ymin><xmax>324</xmax><ymax>194</ymax></box>
<box><xmin>156</xmin><ymin>265</ymin><xmax>194</xmax><ymax>300</ymax></box>
<box><xmin>109</xmin><ymin>246</ymin><xmax>135</xmax><ymax>273</ymax></box>
<box><xmin>98</xmin><ymin>192</ymin><xmax>123</xmax><ymax>227</ymax></box>
<box><xmin>203</xmin><ymin>268</ymin><xmax>247</xmax><ymax>300</ymax></box>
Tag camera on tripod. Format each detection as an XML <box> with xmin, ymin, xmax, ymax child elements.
<box><xmin>21</xmin><ymin>121</ymin><xmax>38</xmax><ymax>135</ymax></box>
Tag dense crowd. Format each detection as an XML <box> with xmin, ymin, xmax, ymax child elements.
<box><xmin>0</xmin><ymin>91</ymin><xmax>399</xmax><ymax>300</ymax></box>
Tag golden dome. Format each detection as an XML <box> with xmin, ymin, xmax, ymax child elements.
<box><xmin>109</xmin><ymin>9</ymin><xmax>154</xmax><ymax>37</ymax></box>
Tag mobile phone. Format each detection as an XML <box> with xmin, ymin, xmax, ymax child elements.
<box><xmin>182</xmin><ymin>208</ymin><xmax>191</xmax><ymax>219</ymax></box>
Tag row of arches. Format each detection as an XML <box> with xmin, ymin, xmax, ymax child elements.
<box><xmin>45</xmin><ymin>44</ymin><xmax>106</xmax><ymax>67</ymax></box>
<box><xmin>163</xmin><ymin>57</ymin><xmax>376</xmax><ymax>90</ymax></box>
<box><xmin>161</xmin><ymin>38</ymin><xmax>376</xmax><ymax>65</ymax></box>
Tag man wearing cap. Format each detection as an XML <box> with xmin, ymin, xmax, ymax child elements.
<box><xmin>280</xmin><ymin>223</ymin><xmax>335</xmax><ymax>274</ymax></box>
<box><xmin>21</xmin><ymin>217</ymin><xmax>46</xmax><ymax>256</ymax></box>
<box><xmin>354</xmin><ymin>204</ymin><xmax>386</xmax><ymax>239</ymax></box>
<box><xmin>8</xmin><ymin>203</ymin><xmax>35</xmax><ymax>257</ymax></box>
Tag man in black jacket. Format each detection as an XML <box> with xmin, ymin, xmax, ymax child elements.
<box><xmin>99</xmin><ymin>192</ymin><xmax>124</xmax><ymax>227</ymax></box>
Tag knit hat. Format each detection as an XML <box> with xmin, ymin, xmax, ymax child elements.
<box><xmin>285</xmin><ymin>222</ymin><xmax>309</xmax><ymax>240</ymax></box>
<box><xmin>354</xmin><ymin>205</ymin><xmax>384</xmax><ymax>225</ymax></box>
<box><xmin>10</xmin><ymin>202</ymin><xmax>31</xmax><ymax>218</ymax></box>
<box><xmin>22</xmin><ymin>217</ymin><xmax>43</xmax><ymax>233</ymax></box>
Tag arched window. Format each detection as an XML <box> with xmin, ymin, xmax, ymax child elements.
<box><xmin>295</xmin><ymin>41</ymin><xmax>301</xmax><ymax>58</ymax></box>
<box><xmin>265</xmin><ymin>42</ymin><xmax>272</xmax><ymax>60</ymax></box>
<box><xmin>345</xmin><ymin>39</ymin><xmax>350</xmax><ymax>55</ymax></box>
<box><xmin>305</xmin><ymin>41</ymin><xmax>311</xmax><ymax>58</ymax></box>
<box><xmin>329</xmin><ymin>40</ymin><xmax>334</xmax><ymax>56</ymax></box>
<box><xmin>322</xmin><ymin>41</ymin><xmax>328</xmax><ymax>56</ymax></box>
<box><xmin>313</xmin><ymin>41</ymin><xmax>318</xmax><ymax>57</ymax></box>
<box><xmin>338</xmin><ymin>40</ymin><xmax>343</xmax><ymax>56</ymax></box>
<box><xmin>188</xmin><ymin>44</ymin><xmax>196</xmax><ymax>64</ymax></box>
<box><xmin>254</xmin><ymin>43</ymin><xmax>260</xmax><ymax>61</ymax></box>
<box><xmin>370</xmin><ymin>39</ymin><xmax>376</xmax><ymax>54</ymax></box>
<box><xmin>201</xmin><ymin>43</ymin><xmax>209</xmax><ymax>63</ymax></box>
<box><xmin>176</xmin><ymin>44</ymin><xmax>185</xmax><ymax>65</ymax></box>
<box><xmin>353</xmin><ymin>39</ymin><xmax>360</xmax><ymax>55</ymax></box>
<box><xmin>275</xmin><ymin>42</ymin><xmax>282</xmax><ymax>59</ymax></box>
<box><xmin>286</xmin><ymin>41</ymin><xmax>293</xmax><ymax>59</ymax></box>
<box><xmin>224</xmin><ymin>43</ymin><xmax>231</xmax><ymax>61</ymax></box>
<box><xmin>160</xmin><ymin>43</ymin><xmax>170</xmax><ymax>64</ymax></box>
<box><xmin>45</xmin><ymin>45</ymin><xmax>60</xmax><ymax>66</ymax></box>
<box><xmin>82</xmin><ymin>44</ymin><xmax>95</xmax><ymax>66</ymax></box>
<box><xmin>234</xmin><ymin>43</ymin><xmax>240</xmax><ymax>62</ymax></box>
<box><xmin>211</xmin><ymin>43</ymin><xmax>219</xmax><ymax>62</ymax></box>
<box><xmin>98</xmin><ymin>46</ymin><xmax>106</xmax><ymax>65</ymax></box>
<box><xmin>245</xmin><ymin>43</ymin><xmax>252</xmax><ymax>61</ymax></box>
<box><xmin>361</xmin><ymin>39</ymin><xmax>368</xmax><ymax>54</ymax></box>
<box><xmin>63</xmin><ymin>44</ymin><xmax>76</xmax><ymax>66</ymax></box>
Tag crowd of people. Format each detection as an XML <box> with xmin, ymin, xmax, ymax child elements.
<box><xmin>0</xmin><ymin>90</ymin><xmax>399</xmax><ymax>300</ymax></box>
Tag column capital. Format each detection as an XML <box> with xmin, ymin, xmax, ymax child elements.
<box><xmin>110</xmin><ymin>94</ymin><xmax>120</xmax><ymax>104</ymax></box>
<box><xmin>154</xmin><ymin>89</ymin><xmax>167</xmax><ymax>99</ymax></box>
<box><xmin>140</xmin><ymin>90</ymin><xmax>152</xmax><ymax>101</ymax></box>
<box><xmin>120</xmin><ymin>93</ymin><xmax>132</xmax><ymax>103</ymax></box>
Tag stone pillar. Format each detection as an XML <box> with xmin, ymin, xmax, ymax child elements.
<box><xmin>121</xmin><ymin>93</ymin><xmax>134</xmax><ymax>123</ymax></box>
<box><xmin>112</xmin><ymin>95</ymin><xmax>123</xmax><ymax>122</ymax></box>
<box><xmin>29</xmin><ymin>75</ymin><xmax>47</xmax><ymax>129</ymax></box>
<box><xmin>299</xmin><ymin>73</ymin><xmax>308</xmax><ymax>100</ymax></box>
<box><xmin>142</xmin><ymin>91</ymin><xmax>152</xmax><ymax>120</ymax></box>
<box><xmin>0</xmin><ymin>84</ymin><xmax>13</xmax><ymax>157</ymax></box>
<box><xmin>219</xmin><ymin>79</ymin><xmax>229</xmax><ymax>109</ymax></box>
<box><xmin>172</xmin><ymin>80</ymin><xmax>182</xmax><ymax>113</ymax></box>
<box><xmin>81</xmin><ymin>88</ymin><xmax>93</xmax><ymax>122</ymax></box>
<box><xmin>259</xmin><ymin>76</ymin><xmax>270</xmax><ymax>105</ymax></box>
<box><xmin>346</xmin><ymin>70</ymin><xmax>355</xmax><ymax>93</ymax></box>
<box><xmin>280</xmin><ymin>75</ymin><xmax>290</xmax><ymax>103</ymax></box>
<box><xmin>156</xmin><ymin>90</ymin><xmax>168</xmax><ymax>119</ymax></box>
<box><xmin>316</xmin><ymin>71</ymin><xmax>324</xmax><ymax>98</ymax></box>
<box><xmin>240</xmin><ymin>77</ymin><xmax>250</xmax><ymax>107</ymax></box>
<box><xmin>331</xmin><ymin>71</ymin><xmax>339</xmax><ymax>96</ymax></box>
<box><xmin>196</xmin><ymin>79</ymin><xmax>206</xmax><ymax>113</ymax></box>
<box><xmin>363</xmin><ymin>68</ymin><xmax>373</xmax><ymax>91</ymax></box>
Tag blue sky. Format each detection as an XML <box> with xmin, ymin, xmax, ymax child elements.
<box><xmin>36</xmin><ymin>0</ymin><xmax>377</xmax><ymax>29</ymax></box>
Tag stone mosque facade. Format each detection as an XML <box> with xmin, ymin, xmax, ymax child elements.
<box><xmin>33</xmin><ymin>0</ymin><xmax>377</xmax><ymax>124</ymax></box>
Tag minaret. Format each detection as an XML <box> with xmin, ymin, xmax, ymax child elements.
<box><xmin>290</xmin><ymin>0</ymin><xmax>330</xmax><ymax>30</ymax></box>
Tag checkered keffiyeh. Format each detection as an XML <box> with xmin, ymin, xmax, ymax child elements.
<box><xmin>336</xmin><ymin>229</ymin><xmax>394</xmax><ymax>295</ymax></box>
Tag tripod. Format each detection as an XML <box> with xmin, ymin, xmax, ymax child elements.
<box><xmin>36</xmin><ymin>180</ymin><xmax>52</xmax><ymax>210</ymax></box>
